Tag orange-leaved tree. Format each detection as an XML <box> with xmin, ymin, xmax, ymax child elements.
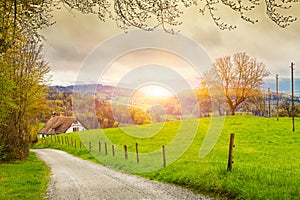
<box><xmin>204</xmin><ymin>52</ymin><xmax>270</xmax><ymax>115</ymax></box>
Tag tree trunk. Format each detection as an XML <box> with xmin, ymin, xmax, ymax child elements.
<box><xmin>231</xmin><ymin>109</ymin><xmax>235</xmax><ymax>115</ymax></box>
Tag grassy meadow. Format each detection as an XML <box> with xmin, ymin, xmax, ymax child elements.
<box><xmin>33</xmin><ymin>116</ymin><xmax>300</xmax><ymax>199</ymax></box>
<box><xmin>0</xmin><ymin>153</ymin><xmax>50</xmax><ymax>200</ymax></box>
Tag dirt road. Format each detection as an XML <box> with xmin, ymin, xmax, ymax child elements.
<box><xmin>32</xmin><ymin>149</ymin><xmax>210</xmax><ymax>200</ymax></box>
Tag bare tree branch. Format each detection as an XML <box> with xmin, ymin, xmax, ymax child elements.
<box><xmin>204</xmin><ymin>52</ymin><xmax>270</xmax><ymax>115</ymax></box>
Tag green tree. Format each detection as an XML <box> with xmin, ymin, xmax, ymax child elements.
<box><xmin>0</xmin><ymin>1</ymin><xmax>51</xmax><ymax>161</ymax></box>
<box><xmin>0</xmin><ymin>39</ymin><xmax>49</xmax><ymax>160</ymax></box>
<box><xmin>0</xmin><ymin>37</ymin><xmax>50</xmax><ymax>161</ymax></box>
<box><xmin>0</xmin><ymin>0</ymin><xmax>53</xmax><ymax>53</ymax></box>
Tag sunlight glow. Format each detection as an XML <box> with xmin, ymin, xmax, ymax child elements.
<box><xmin>139</xmin><ymin>85</ymin><xmax>173</xmax><ymax>97</ymax></box>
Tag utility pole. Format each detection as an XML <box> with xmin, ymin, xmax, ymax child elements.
<box><xmin>263</xmin><ymin>91</ymin><xmax>266</xmax><ymax>117</ymax></box>
<box><xmin>268</xmin><ymin>87</ymin><xmax>271</xmax><ymax>118</ymax></box>
<box><xmin>276</xmin><ymin>74</ymin><xmax>279</xmax><ymax>121</ymax></box>
<box><xmin>291</xmin><ymin>63</ymin><xmax>295</xmax><ymax>132</ymax></box>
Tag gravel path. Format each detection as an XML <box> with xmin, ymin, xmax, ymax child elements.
<box><xmin>32</xmin><ymin>149</ymin><xmax>211</xmax><ymax>200</ymax></box>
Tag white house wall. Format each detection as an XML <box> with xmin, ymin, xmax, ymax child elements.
<box><xmin>66</xmin><ymin>121</ymin><xmax>86</xmax><ymax>133</ymax></box>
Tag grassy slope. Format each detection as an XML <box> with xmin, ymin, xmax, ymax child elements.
<box><xmin>0</xmin><ymin>153</ymin><xmax>50</xmax><ymax>200</ymax></box>
<box><xmin>33</xmin><ymin>116</ymin><xmax>300</xmax><ymax>199</ymax></box>
<box><xmin>144</xmin><ymin>117</ymin><xmax>300</xmax><ymax>199</ymax></box>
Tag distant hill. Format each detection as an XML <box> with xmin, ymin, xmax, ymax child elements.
<box><xmin>49</xmin><ymin>84</ymin><xmax>143</xmax><ymax>100</ymax></box>
<box><xmin>263</xmin><ymin>78</ymin><xmax>300</xmax><ymax>97</ymax></box>
<box><xmin>50</xmin><ymin>77</ymin><xmax>300</xmax><ymax>99</ymax></box>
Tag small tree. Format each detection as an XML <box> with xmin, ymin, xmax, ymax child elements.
<box><xmin>295</xmin><ymin>104</ymin><xmax>300</xmax><ymax>117</ymax></box>
<box><xmin>194</xmin><ymin>81</ymin><xmax>212</xmax><ymax>117</ymax></box>
<box><xmin>204</xmin><ymin>52</ymin><xmax>270</xmax><ymax>115</ymax></box>
<box><xmin>0</xmin><ymin>38</ymin><xmax>50</xmax><ymax>161</ymax></box>
<box><xmin>279</xmin><ymin>99</ymin><xmax>291</xmax><ymax>117</ymax></box>
<box><xmin>246</xmin><ymin>91</ymin><xmax>266</xmax><ymax>116</ymax></box>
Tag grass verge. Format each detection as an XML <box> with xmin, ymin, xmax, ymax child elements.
<box><xmin>0</xmin><ymin>152</ymin><xmax>50</xmax><ymax>200</ymax></box>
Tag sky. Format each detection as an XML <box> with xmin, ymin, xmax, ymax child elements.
<box><xmin>41</xmin><ymin>2</ymin><xmax>300</xmax><ymax>94</ymax></box>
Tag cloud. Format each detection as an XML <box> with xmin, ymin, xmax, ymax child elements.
<box><xmin>42</xmin><ymin>2</ymin><xmax>300</xmax><ymax>86</ymax></box>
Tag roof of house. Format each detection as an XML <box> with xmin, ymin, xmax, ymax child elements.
<box><xmin>38</xmin><ymin>116</ymin><xmax>81</xmax><ymax>135</ymax></box>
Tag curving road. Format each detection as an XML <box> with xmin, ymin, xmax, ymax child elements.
<box><xmin>32</xmin><ymin>149</ymin><xmax>211</xmax><ymax>200</ymax></box>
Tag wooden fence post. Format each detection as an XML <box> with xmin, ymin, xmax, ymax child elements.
<box><xmin>105</xmin><ymin>142</ymin><xmax>108</xmax><ymax>155</ymax></box>
<box><xmin>74</xmin><ymin>139</ymin><xmax>76</xmax><ymax>148</ymax></box>
<box><xmin>89</xmin><ymin>141</ymin><xmax>92</xmax><ymax>152</ymax></box>
<box><xmin>136</xmin><ymin>143</ymin><xmax>139</xmax><ymax>163</ymax></box>
<box><xmin>98</xmin><ymin>141</ymin><xmax>101</xmax><ymax>152</ymax></box>
<box><xmin>124</xmin><ymin>145</ymin><xmax>128</xmax><ymax>160</ymax></box>
<box><xmin>227</xmin><ymin>133</ymin><xmax>235</xmax><ymax>171</ymax></box>
<box><xmin>268</xmin><ymin>87</ymin><xmax>271</xmax><ymax>118</ymax></box>
<box><xmin>112</xmin><ymin>145</ymin><xmax>115</xmax><ymax>157</ymax></box>
<box><xmin>162</xmin><ymin>145</ymin><xmax>166</xmax><ymax>167</ymax></box>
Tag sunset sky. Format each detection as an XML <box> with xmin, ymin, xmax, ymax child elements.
<box><xmin>41</xmin><ymin>2</ymin><xmax>300</xmax><ymax>94</ymax></box>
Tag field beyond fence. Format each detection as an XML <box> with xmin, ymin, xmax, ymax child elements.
<box><xmin>33</xmin><ymin>116</ymin><xmax>300</xmax><ymax>199</ymax></box>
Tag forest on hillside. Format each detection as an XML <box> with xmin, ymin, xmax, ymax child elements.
<box><xmin>41</xmin><ymin>85</ymin><xmax>300</xmax><ymax>129</ymax></box>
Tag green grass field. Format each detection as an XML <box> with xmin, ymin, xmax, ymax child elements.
<box><xmin>33</xmin><ymin>116</ymin><xmax>300</xmax><ymax>199</ymax></box>
<box><xmin>0</xmin><ymin>152</ymin><xmax>50</xmax><ymax>200</ymax></box>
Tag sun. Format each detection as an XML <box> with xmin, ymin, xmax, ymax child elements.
<box><xmin>139</xmin><ymin>85</ymin><xmax>173</xmax><ymax>97</ymax></box>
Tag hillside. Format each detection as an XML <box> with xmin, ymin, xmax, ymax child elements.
<box><xmin>34</xmin><ymin>116</ymin><xmax>300</xmax><ymax>199</ymax></box>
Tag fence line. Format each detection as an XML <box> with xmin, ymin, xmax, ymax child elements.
<box><xmin>43</xmin><ymin>135</ymin><xmax>170</xmax><ymax>167</ymax></box>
